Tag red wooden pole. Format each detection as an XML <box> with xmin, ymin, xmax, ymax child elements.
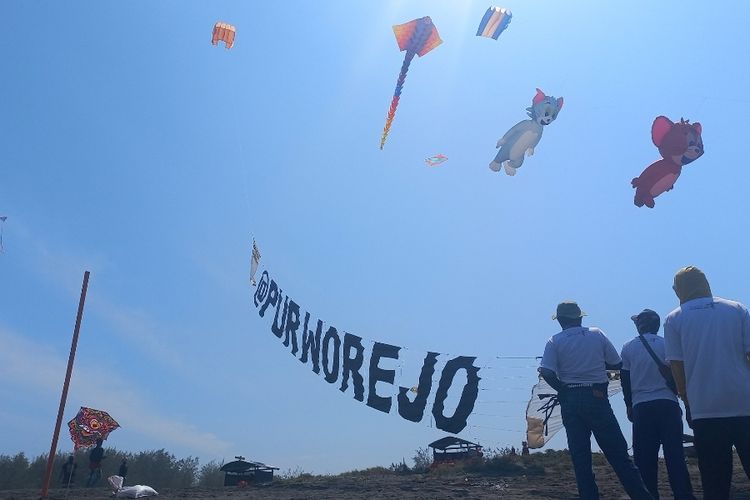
<box><xmin>40</xmin><ymin>271</ymin><xmax>90</xmax><ymax>498</ymax></box>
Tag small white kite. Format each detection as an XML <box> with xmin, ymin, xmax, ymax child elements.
<box><xmin>250</xmin><ymin>239</ymin><xmax>262</xmax><ymax>286</ymax></box>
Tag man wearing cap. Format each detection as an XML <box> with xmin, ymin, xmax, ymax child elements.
<box><xmin>664</xmin><ymin>266</ymin><xmax>750</xmax><ymax>499</ymax></box>
<box><xmin>621</xmin><ymin>309</ymin><xmax>695</xmax><ymax>500</ymax></box>
<box><xmin>540</xmin><ymin>301</ymin><xmax>653</xmax><ymax>500</ymax></box>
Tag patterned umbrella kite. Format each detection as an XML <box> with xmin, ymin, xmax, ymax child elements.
<box><xmin>68</xmin><ymin>407</ymin><xmax>120</xmax><ymax>450</ymax></box>
<box><xmin>379</xmin><ymin>16</ymin><xmax>442</xmax><ymax>150</ymax></box>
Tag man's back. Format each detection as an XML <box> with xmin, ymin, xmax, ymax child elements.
<box><xmin>542</xmin><ymin>326</ymin><xmax>619</xmax><ymax>384</ymax></box>
<box><xmin>89</xmin><ymin>446</ymin><xmax>104</xmax><ymax>464</ymax></box>
<box><xmin>665</xmin><ymin>296</ymin><xmax>750</xmax><ymax>418</ymax></box>
<box><xmin>621</xmin><ymin>334</ymin><xmax>677</xmax><ymax>407</ymax></box>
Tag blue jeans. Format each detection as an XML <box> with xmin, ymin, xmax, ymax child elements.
<box><xmin>632</xmin><ymin>399</ymin><xmax>695</xmax><ymax>500</ymax></box>
<box><xmin>560</xmin><ymin>387</ymin><xmax>653</xmax><ymax>500</ymax></box>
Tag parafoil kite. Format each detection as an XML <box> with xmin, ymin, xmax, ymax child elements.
<box><xmin>489</xmin><ymin>88</ymin><xmax>563</xmax><ymax>176</ymax></box>
<box><xmin>631</xmin><ymin>116</ymin><xmax>703</xmax><ymax>208</ymax></box>
<box><xmin>526</xmin><ymin>371</ymin><xmax>621</xmax><ymax>449</ymax></box>
<box><xmin>379</xmin><ymin>17</ymin><xmax>442</xmax><ymax>150</ymax></box>
<box><xmin>212</xmin><ymin>22</ymin><xmax>236</xmax><ymax>49</ymax></box>
<box><xmin>476</xmin><ymin>6</ymin><xmax>512</xmax><ymax>40</ymax></box>
<box><xmin>425</xmin><ymin>154</ymin><xmax>448</xmax><ymax>167</ymax></box>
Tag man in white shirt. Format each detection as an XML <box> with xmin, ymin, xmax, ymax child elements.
<box><xmin>664</xmin><ymin>266</ymin><xmax>750</xmax><ymax>499</ymax></box>
<box><xmin>621</xmin><ymin>309</ymin><xmax>695</xmax><ymax>500</ymax></box>
<box><xmin>540</xmin><ymin>301</ymin><xmax>653</xmax><ymax>500</ymax></box>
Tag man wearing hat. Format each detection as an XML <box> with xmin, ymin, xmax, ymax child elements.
<box><xmin>540</xmin><ymin>301</ymin><xmax>653</xmax><ymax>500</ymax></box>
<box><xmin>621</xmin><ymin>309</ymin><xmax>695</xmax><ymax>500</ymax></box>
<box><xmin>664</xmin><ymin>266</ymin><xmax>750</xmax><ymax>499</ymax></box>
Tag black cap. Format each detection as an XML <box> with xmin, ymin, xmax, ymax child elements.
<box><xmin>630</xmin><ymin>308</ymin><xmax>660</xmax><ymax>324</ymax></box>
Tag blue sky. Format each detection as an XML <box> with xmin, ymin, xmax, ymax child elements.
<box><xmin>2</xmin><ymin>0</ymin><xmax>750</xmax><ymax>474</ymax></box>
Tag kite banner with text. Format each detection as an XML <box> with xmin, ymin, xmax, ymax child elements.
<box><xmin>252</xmin><ymin>270</ymin><xmax>482</xmax><ymax>434</ymax></box>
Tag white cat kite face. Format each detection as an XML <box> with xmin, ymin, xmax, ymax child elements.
<box><xmin>527</xmin><ymin>88</ymin><xmax>564</xmax><ymax>126</ymax></box>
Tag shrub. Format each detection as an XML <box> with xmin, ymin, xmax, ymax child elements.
<box><xmin>197</xmin><ymin>460</ymin><xmax>224</xmax><ymax>487</ymax></box>
<box><xmin>411</xmin><ymin>447</ymin><xmax>432</xmax><ymax>472</ymax></box>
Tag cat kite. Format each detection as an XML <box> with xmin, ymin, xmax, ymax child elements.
<box><xmin>476</xmin><ymin>6</ymin><xmax>512</xmax><ymax>40</ymax></box>
<box><xmin>631</xmin><ymin>116</ymin><xmax>704</xmax><ymax>208</ymax></box>
<box><xmin>379</xmin><ymin>17</ymin><xmax>442</xmax><ymax>150</ymax></box>
<box><xmin>212</xmin><ymin>22</ymin><xmax>236</xmax><ymax>49</ymax></box>
<box><xmin>425</xmin><ymin>154</ymin><xmax>448</xmax><ymax>167</ymax></box>
<box><xmin>489</xmin><ymin>88</ymin><xmax>563</xmax><ymax>176</ymax></box>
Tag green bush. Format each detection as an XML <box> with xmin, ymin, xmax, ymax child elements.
<box><xmin>411</xmin><ymin>447</ymin><xmax>432</xmax><ymax>472</ymax></box>
<box><xmin>0</xmin><ymin>448</ymin><xmax>201</xmax><ymax>490</ymax></box>
<box><xmin>197</xmin><ymin>460</ymin><xmax>224</xmax><ymax>487</ymax></box>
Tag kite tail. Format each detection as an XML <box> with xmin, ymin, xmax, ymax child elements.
<box><xmin>380</xmin><ymin>51</ymin><xmax>416</xmax><ymax>150</ymax></box>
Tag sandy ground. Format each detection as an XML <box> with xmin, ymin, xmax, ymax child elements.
<box><xmin>4</xmin><ymin>459</ymin><xmax>749</xmax><ymax>499</ymax></box>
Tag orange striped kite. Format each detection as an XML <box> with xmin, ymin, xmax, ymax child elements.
<box><xmin>212</xmin><ymin>22</ymin><xmax>236</xmax><ymax>49</ymax></box>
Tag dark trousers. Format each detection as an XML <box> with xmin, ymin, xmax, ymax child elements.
<box><xmin>692</xmin><ymin>416</ymin><xmax>750</xmax><ymax>500</ymax></box>
<box><xmin>632</xmin><ymin>399</ymin><xmax>695</xmax><ymax>500</ymax></box>
<box><xmin>86</xmin><ymin>467</ymin><xmax>101</xmax><ymax>487</ymax></box>
<box><xmin>560</xmin><ymin>387</ymin><xmax>653</xmax><ymax>500</ymax></box>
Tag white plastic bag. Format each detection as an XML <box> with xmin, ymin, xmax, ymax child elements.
<box><xmin>108</xmin><ymin>475</ymin><xmax>159</xmax><ymax>498</ymax></box>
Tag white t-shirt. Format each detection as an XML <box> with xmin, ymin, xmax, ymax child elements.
<box><xmin>620</xmin><ymin>334</ymin><xmax>678</xmax><ymax>407</ymax></box>
<box><xmin>664</xmin><ymin>296</ymin><xmax>750</xmax><ymax>419</ymax></box>
<box><xmin>541</xmin><ymin>326</ymin><xmax>621</xmax><ymax>384</ymax></box>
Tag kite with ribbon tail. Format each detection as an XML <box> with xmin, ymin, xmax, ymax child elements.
<box><xmin>379</xmin><ymin>16</ymin><xmax>442</xmax><ymax>150</ymax></box>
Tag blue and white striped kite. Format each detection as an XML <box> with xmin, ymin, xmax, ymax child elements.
<box><xmin>476</xmin><ymin>6</ymin><xmax>512</xmax><ymax>40</ymax></box>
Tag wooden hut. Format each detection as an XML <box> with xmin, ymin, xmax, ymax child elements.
<box><xmin>220</xmin><ymin>456</ymin><xmax>279</xmax><ymax>486</ymax></box>
<box><xmin>428</xmin><ymin>436</ymin><xmax>483</xmax><ymax>466</ymax></box>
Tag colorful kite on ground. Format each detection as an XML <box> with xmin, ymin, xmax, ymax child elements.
<box><xmin>476</xmin><ymin>6</ymin><xmax>512</xmax><ymax>40</ymax></box>
<box><xmin>379</xmin><ymin>17</ymin><xmax>442</xmax><ymax>150</ymax></box>
<box><xmin>631</xmin><ymin>116</ymin><xmax>703</xmax><ymax>208</ymax></box>
<box><xmin>212</xmin><ymin>22</ymin><xmax>236</xmax><ymax>49</ymax></box>
<box><xmin>250</xmin><ymin>239</ymin><xmax>261</xmax><ymax>286</ymax></box>
<box><xmin>489</xmin><ymin>88</ymin><xmax>563</xmax><ymax>176</ymax></box>
<box><xmin>68</xmin><ymin>407</ymin><xmax>120</xmax><ymax>450</ymax></box>
<box><xmin>425</xmin><ymin>154</ymin><xmax>448</xmax><ymax>167</ymax></box>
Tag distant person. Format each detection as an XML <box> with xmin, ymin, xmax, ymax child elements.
<box><xmin>621</xmin><ymin>309</ymin><xmax>695</xmax><ymax>500</ymax></box>
<box><xmin>510</xmin><ymin>446</ymin><xmax>517</xmax><ymax>456</ymax></box>
<box><xmin>119</xmin><ymin>458</ymin><xmax>128</xmax><ymax>485</ymax></box>
<box><xmin>540</xmin><ymin>301</ymin><xmax>653</xmax><ymax>500</ymax></box>
<box><xmin>521</xmin><ymin>441</ymin><xmax>529</xmax><ymax>456</ymax></box>
<box><xmin>60</xmin><ymin>455</ymin><xmax>77</xmax><ymax>487</ymax></box>
<box><xmin>86</xmin><ymin>438</ymin><xmax>106</xmax><ymax>487</ymax></box>
<box><xmin>664</xmin><ymin>266</ymin><xmax>750</xmax><ymax>499</ymax></box>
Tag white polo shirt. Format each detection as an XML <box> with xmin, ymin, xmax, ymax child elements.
<box><xmin>620</xmin><ymin>333</ymin><xmax>678</xmax><ymax>407</ymax></box>
<box><xmin>664</xmin><ymin>297</ymin><xmax>750</xmax><ymax>419</ymax></box>
<box><xmin>541</xmin><ymin>326</ymin><xmax>621</xmax><ymax>384</ymax></box>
